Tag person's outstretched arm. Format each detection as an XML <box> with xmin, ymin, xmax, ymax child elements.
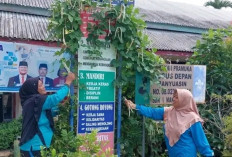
<box><xmin>124</xmin><ymin>98</ymin><xmax>164</xmax><ymax>120</ymax></box>
<box><xmin>43</xmin><ymin>72</ymin><xmax>75</xmax><ymax>110</ymax></box>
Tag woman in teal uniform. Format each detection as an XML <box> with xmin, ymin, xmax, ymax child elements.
<box><xmin>19</xmin><ymin>72</ymin><xmax>75</xmax><ymax>157</ymax></box>
<box><xmin>124</xmin><ymin>89</ymin><xmax>214</xmax><ymax>157</ymax></box>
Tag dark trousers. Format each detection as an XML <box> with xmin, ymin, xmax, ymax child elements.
<box><xmin>20</xmin><ymin>150</ymin><xmax>41</xmax><ymax>157</ymax></box>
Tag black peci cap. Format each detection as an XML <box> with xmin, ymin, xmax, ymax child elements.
<box><xmin>19</xmin><ymin>61</ymin><xmax>28</xmax><ymax>66</ymax></box>
<box><xmin>39</xmin><ymin>63</ymin><xmax>48</xmax><ymax>69</ymax></box>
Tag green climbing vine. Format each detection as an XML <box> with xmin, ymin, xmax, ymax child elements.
<box><xmin>48</xmin><ymin>0</ymin><xmax>166</xmax><ymax>86</ymax></box>
<box><xmin>48</xmin><ymin>0</ymin><xmax>166</xmax><ymax>156</ymax></box>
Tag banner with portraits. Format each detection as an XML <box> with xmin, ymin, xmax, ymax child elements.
<box><xmin>0</xmin><ymin>41</ymin><xmax>68</xmax><ymax>92</ymax></box>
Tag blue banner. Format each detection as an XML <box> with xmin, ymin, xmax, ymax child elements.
<box><xmin>0</xmin><ymin>41</ymin><xmax>69</xmax><ymax>92</ymax></box>
<box><xmin>78</xmin><ymin>102</ymin><xmax>114</xmax><ymax>133</ymax></box>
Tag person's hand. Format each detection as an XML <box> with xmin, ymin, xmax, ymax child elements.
<box><xmin>65</xmin><ymin>72</ymin><xmax>76</xmax><ymax>86</ymax></box>
<box><xmin>124</xmin><ymin>98</ymin><xmax>136</xmax><ymax>110</ymax></box>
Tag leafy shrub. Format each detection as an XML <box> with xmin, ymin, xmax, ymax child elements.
<box><xmin>41</xmin><ymin>130</ymin><xmax>115</xmax><ymax>157</ymax></box>
<box><xmin>188</xmin><ymin>28</ymin><xmax>232</xmax><ymax>156</ymax></box>
<box><xmin>42</xmin><ymin>98</ymin><xmax>115</xmax><ymax>157</ymax></box>
<box><xmin>51</xmin><ymin>101</ymin><xmax>78</xmax><ymax>153</ymax></box>
<box><xmin>223</xmin><ymin>112</ymin><xmax>232</xmax><ymax>156</ymax></box>
<box><xmin>0</xmin><ymin>118</ymin><xmax>22</xmax><ymax>150</ymax></box>
<box><xmin>120</xmin><ymin>112</ymin><xmax>167</xmax><ymax>157</ymax></box>
<box><xmin>120</xmin><ymin>82</ymin><xmax>168</xmax><ymax>157</ymax></box>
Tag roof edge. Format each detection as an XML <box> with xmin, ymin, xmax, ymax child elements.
<box><xmin>146</xmin><ymin>22</ymin><xmax>208</xmax><ymax>34</ymax></box>
<box><xmin>0</xmin><ymin>3</ymin><xmax>51</xmax><ymax>17</ymax></box>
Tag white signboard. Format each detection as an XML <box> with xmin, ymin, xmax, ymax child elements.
<box><xmin>150</xmin><ymin>64</ymin><xmax>206</xmax><ymax>104</ymax></box>
<box><xmin>78</xmin><ymin>38</ymin><xmax>116</xmax><ymax>72</ymax></box>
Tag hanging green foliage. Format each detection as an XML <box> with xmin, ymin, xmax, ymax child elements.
<box><xmin>223</xmin><ymin>111</ymin><xmax>232</xmax><ymax>156</ymax></box>
<box><xmin>48</xmin><ymin>0</ymin><xmax>166</xmax><ymax>156</ymax></box>
<box><xmin>48</xmin><ymin>0</ymin><xmax>166</xmax><ymax>86</ymax></box>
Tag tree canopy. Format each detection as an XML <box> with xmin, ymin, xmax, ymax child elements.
<box><xmin>205</xmin><ymin>0</ymin><xmax>232</xmax><ymax>9</ymax></box>
<box><xmin>188</xmin><ymin>27</ymin><xmax>232</xmax><ymax>156</ymax></box>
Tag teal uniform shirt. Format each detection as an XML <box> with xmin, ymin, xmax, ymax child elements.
<box><xmin>20</xmin><ymin>85</ymin><xmax>69</xmax><ymax>151</ymax></box>
<box><xmin>136</xmin><ymin>105</ymin><xmax>214</xmax><ymax>157</ymax></box>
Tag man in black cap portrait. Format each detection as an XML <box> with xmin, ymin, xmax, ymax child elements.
<box><xmin>38</xmin><ymin>63</ymin><xmax>53</xmax><ymax>87</ymax></box>
<box><xmin>8</xmin><ymin>61</ymin><xmax>32</xmax><ymax>87</ymax></box>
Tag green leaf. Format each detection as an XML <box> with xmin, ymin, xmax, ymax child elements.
<box><xmin>51</xmin><ymin>149</ymin><xmax>56</xmax><ymax>157</ymax></box>
<box><xmin>137</xmin><ymin>66</ymin><xmax>142</xmax><ymax>72</ymax></box>
<box><xmin>51</xmin><ymin>20</ymin><xmax>59</xmax><ymax>25</ymax></box>
<box><xmin>68</xmin><ymin>15</ymin><xmax>73</xmax><ymax>22</ymax></box>
<box><xmin>126</xmin><ymin>62</ymin><xmax>132</xmax><ymax>68</ymax></box>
